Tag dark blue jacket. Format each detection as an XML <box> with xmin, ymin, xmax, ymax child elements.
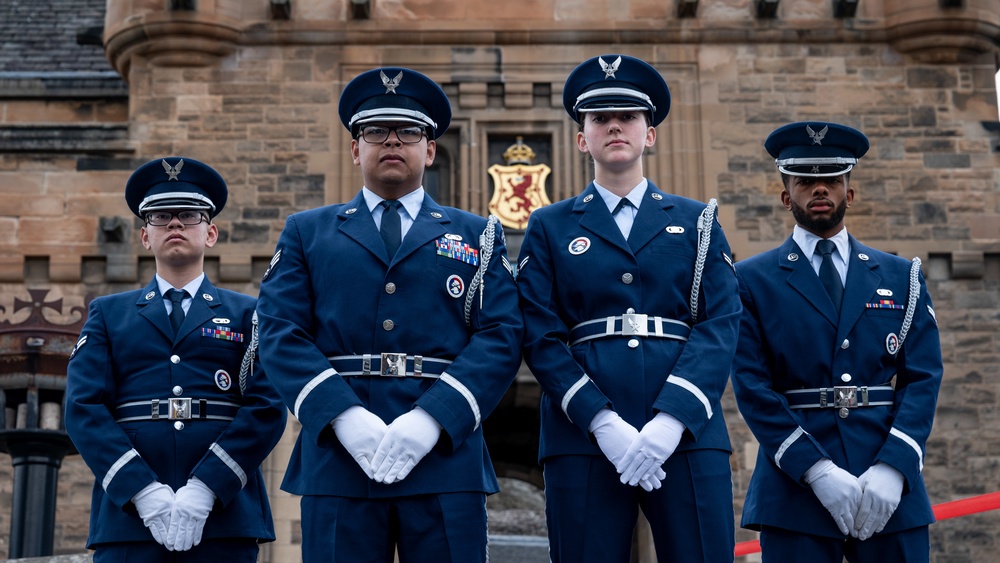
<box><xmin>518</xmin><ymin>181</ymin><xmax>741</xmax><ymax>461</ymax></box>
<box><xmin>255</xmin><ymin>191</ymin><xmax>523</xmax><ymax>498</ymax></box>
<box><xmin>732</xmin><ymin>235</ymin><xmax>942</xmax><ymax>537</ymax></box>
<box><xmin>65</xmin><ymin>277</ymin><xmax>287</xmax><ymax>547</ymax></box>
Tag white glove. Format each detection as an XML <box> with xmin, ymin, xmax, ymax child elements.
<box><xmin>371</xmin><ymin>408</ymin><xmax>442</xmax><ymax>484</ymax></box>
<box><xmin>616</xmin><ymin>412</ymin><xmax>685</xmax><ymax>487</ymax></box>
<box><xmin>590</xmin><ymin>409</ymin><xmax>664</xmax><ymax>492</ymax></box>
<box><xmin>804</xmin><ymin>459</ymin><xmax>862</xmax><ymax>536</ymax></box>
<box><xmin>854</xmin><ymin>462</ymin><xmax>905</xmax><ymax>540</ymax></box>
<box><xmin>332</xmin><ymin>405</ymin><xmax>388</xmax><ymax>479</ymax></box>
<box><xmin>165</xmin><ymin>477</ymin><xmax>216</xmax><ymax>552</ymax></box>
<box><xmin>132</xmin><ymin>481</ymin><xmax>175</xmax><ymax>547</ymax></box>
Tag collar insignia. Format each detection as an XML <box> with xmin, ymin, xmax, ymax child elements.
<box><xmin>598</xmin><ymin>56</ymin><xmax>622</xmax><ymax>79</ymax></box>
<box><xmin>161</xmin><ymin>159</ymin><xmax>184</xmax><ymax>181</ymax></box>
<box><xmin>381</xmin><ymin>70</ymin><xmax>403</xmax><ymax>94</ymax></box>
<box><xmin>806</xmin><ymin>124</ymin><xmax>828</xmax><ymax>145</ymax></box>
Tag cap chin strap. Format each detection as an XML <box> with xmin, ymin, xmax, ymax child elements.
<box><xmin>139</xmin><ymin>192</ymin><xmax>216</xmax><ymax>213</ymax></box>
<box><xmin>349</xmin><ymin>108</ymin><xmax>436</xmax><ymax>131</ymax></box>
<box><xmin>775</xmin><ymin>156</ymin><xmax>857</xmax><ymax>177</ymax></box>
<box><xmin>574</xmin><ymin>87</ymin><xmax>655</xmax><ymax>112</ymax></box>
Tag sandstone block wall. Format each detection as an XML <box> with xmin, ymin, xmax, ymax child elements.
<box><xmin>0</xmin><ymin>0</ymin><xmax>998</xmax><ymax>561</ymax></box>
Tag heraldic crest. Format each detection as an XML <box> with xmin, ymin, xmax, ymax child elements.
<box><xmin>487</xmin><ymin>137</ymin><xmax>552</xmax><ymax>230</ymax></box>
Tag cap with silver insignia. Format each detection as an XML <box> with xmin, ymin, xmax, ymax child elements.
<box><xmin>125</xmin><ymin>157</ymin><xmax>228</xmax><ymax>219</ymax></box>
<box><xmin>562</xmin><ymin>54</ymin><xmax>671</xmax><ymax>126</ymax></box>
<box><xmin>764</xmin><ymin>121</ymin><xmax>870</xmax><ymax>177</ymax></box>
<box><xmin>338</xmin><ymin>67</ymin><xmax>452</xmax><ymax>139</ymax></box>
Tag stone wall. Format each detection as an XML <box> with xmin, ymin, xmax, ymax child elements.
<box><xmin>0</xmin><ymin>0</ymin><xmax>998</xmax><ymax>561</ymax></box>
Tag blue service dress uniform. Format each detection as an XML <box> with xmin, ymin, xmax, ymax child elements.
<box><xmin>254</xmin><ymin>191</ymin><xmax>522</xmax><ymax>541</ymax></box>
<box><xmin>65</xmin><ymin>277</ymin><xmax>287</xmax><ymax>552</ymax></box>
<box><xmin>517</xmin><ymin>181</ymin><xmax>741</xmax><ymax>561</ymax></box>
<box><xmin>732</xmin><ymin>235</ymin><xmax>942</xmax><ymax>543</ymax></box>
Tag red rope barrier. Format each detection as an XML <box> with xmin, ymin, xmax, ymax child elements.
<box><xmin>734</xmin><ymin>491</ymin><xmax>1000</xmax><ymax>557</ymax></box>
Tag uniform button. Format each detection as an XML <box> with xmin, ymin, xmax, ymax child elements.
<box><xmin>173</xmin><ymin>421</ymin><xmax>185</xmax><ymax>431</ymax></box>
<box><xmin>839</xmin><ymin>408</ymin><xmax>850</xmax><ymax>419</ymax></box>
<box><xmin>628</xmin><ymin>339</ymin><xmax>639</xmax><ymax>348</ymax></box>
<box><xmin>385</xmin><ymin>283</ymin><xmax>396</xmax><ymax>294</ymax></box>
<box><xmin>841</xmin><ymin>339</ymin><xmax>850</xmax><ymax>350</ymax></box>
<box><xmin>170</xmin><ymin>355</ymin><xmax>180</xmax><ymax>364</ymax></box>
<box><xmin>383</xmin><ymin>320</ymin><xmax>395</xmax><ymax>331</ymax></box>
<box><xmin>172</xmin><ymin>386</ymin><xmax>183</xmax><ymax>396</ymax></box>
<box><xmin>841</xmin><ymin>373</ymin><xmax>852</xmax><ymax>383</ymax></box>
<box><xmin>622</xmin><ymin>273</ymin><xmax>634</xmax><ymax>284</ymax></box>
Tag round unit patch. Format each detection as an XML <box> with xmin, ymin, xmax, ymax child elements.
<box><xmin>568</xmin><ymin>237</ymin><xmax>591</xmax><ymax>255</ymax></box>
<box><xmin>885</xmin><ymin>333</ymin><xmax>900</xmax><ymax>355</ymax></box>
<box><xmin>446</xmin><ymin>275</ymin><xmax>465</xmax><ymax>298</ymax></box>
<box><xmin>215</xmin><ymin>369</ymin><xmax>232</xmax><ymax>391</ymax></box>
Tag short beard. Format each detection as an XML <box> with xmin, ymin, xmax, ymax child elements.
<box><xmin>790</xmin><ymin>198</ymin><xmax>847</xmax><ymax>234</ymax></box>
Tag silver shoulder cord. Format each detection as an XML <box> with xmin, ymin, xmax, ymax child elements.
<box><xmin>238</xmin><ymin>309</ymin><xmax>259</xmax><ymax>396</ymax></box>
<box><xmin>465</xmin><ymin>215</ymin><xmax>499</xmax><ymax>326</ymax></box>
<box><xmin>895</xmin><ymin>257</ymin><xmax>922</xmax><ymax>354</ymax></box>
<box><xmin>690</xmin><ymin>198</ymin><xmax>718</xmax><ymax>324</ymax></box>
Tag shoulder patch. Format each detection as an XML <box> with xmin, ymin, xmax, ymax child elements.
<box><xmin>69</xmin><ymin>335</ymin><xmax>87</xmax><ymax>360</ymax></box>
<box><xmin>501</xmin><ymin>255</ymin><xmax>515</xmax><ymax>279</ymax></box>
<box><xmin>262</xmin><ymin>248</ymin><xmax>281</xmax><ymax>282</ymax></box>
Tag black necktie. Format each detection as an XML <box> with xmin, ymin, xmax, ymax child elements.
<box><xmin>380</xmin><ymin>200</ymin><xmax>402</xmax><ymax>259</ymax></box>
<box><xmin>816</xmin><ymin>239</ymin><xmax>843</xmax><ymax>311</ymax></box>
<box><xmin>167</xmin><ymin>289</ymin><xmax>187</xmax><ymax>334</ymax></box>
<box><xmin>612</xmin><ymin>198</ymin><xmax>634</xmax><ymax>239</ymax></box>
<box><xmin>612</xmin><ymin>197</ymin><xmax>634</xmax><ymax>216</ymax></box>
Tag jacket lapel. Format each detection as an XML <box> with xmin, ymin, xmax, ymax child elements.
<box><xmin>779</xmin><ymin>237</ymin><xmax>839</xmax><ymax>327</ymax></box>
<box><xmin>337</xmin><ymin>192</ymin><xmax>391</xmax><ymax>264</ymax></box>
<box><xmin>836</xmin><ymin>236</ymin><xmax>882</xmax><ymax>343</ymax></box>
<box><xmin>625</xmin><ymin>182</ymin><xmax>674</xmax><ymax>254</ymax></box>
<box><xmin>136</xmin><ymin>279</ymin><xmax>173</xmax><ymax>340</ymax></box>
<box><xmin>576</xmin><ymin>183</ymin><xmax>631</xmax><ymax>255</ymax></box>
<box><xmin>178</xmin><ymin>279</ymin><xmax>221</xmax><ymax>341</ymax></box>
<box><xmin>393</xmin><ymin>196</ymin><xmax>448</xmax><ymax>265</ymax></box>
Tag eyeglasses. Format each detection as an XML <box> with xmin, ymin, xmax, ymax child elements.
<box><xmin>359</xmin><ymin>125</ymin><xmax>426</xmax><ymax>144</ymax></box>
<box><xmin>144</xmin><ymin>210</ymin><xmax>209</xmax><ymax>227</ymax></box>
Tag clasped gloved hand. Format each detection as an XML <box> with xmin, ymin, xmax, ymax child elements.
<box><xmin>615</xmin><ymin>412</ymin><xmax>685</xmax><ymax>488</ymax></box>
<box><xmin>804</xmin><ymin>458</ymin><xmax>862</xmax><ymax>536</ymax></box>
<box><xmin>132</xmin><ymin>481</ymin><xmax>175</xmax><ymax>547</ymax></box>
<box><xmin>854</xmin><ymin>462</ymin><xmax>904</xmax><ymax>540</ymax></box>
<box><xmin>332</xmin><ymin>405</ymin><xmax>388</xmax><ymax>478</ymax></box>
<box><xmin>165</xmin><ymin>477</ymin><xmax>216</xmax><ymax>552</ymax></box>
<box><xmin>589</xmin><ymin>408</ymin><xmax>664</xmax><ymax>491</ymax></box>
<box><xmin>371</xmin><ymin>407</ymin><xmax>442</xmax><ymax>484</ymax></box>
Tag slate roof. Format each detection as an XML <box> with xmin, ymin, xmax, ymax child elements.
<box><xmin>0</xmin><ymin>0</ymin><xmax>115</xmax><ymax>74</ymax></box>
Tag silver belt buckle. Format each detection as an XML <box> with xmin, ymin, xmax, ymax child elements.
<box><xmin>381</xmin><ymin>353</ymin><xmax>407</xmax><ymax>377</ymax></box>
<box><xmin>621</xmin><ymin>313</ymin><xmax>649</xmax><ymax>336</ymax></box>
<box><xmin>833</xmin><ymin>386</ymin><xmax>858</xmax><ymax>409</ymax></box>
<box><xmin>169</xmin><ymin>398</ymin><xmax>192</xmax><ymax>420</ymax></box>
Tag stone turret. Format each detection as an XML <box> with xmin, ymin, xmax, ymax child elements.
<box><xmin>885</xmin><ymin>0</ymin><xmax>1000</xmax><ymax>63</ymax></box>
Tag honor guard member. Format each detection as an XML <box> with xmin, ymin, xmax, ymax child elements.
<box><xmin>731</xmin><ymin>122</ymin><xmax>943</xmax><ymax>562</ymax></box>
<box><xmin>517</xmin><ymin>54</ymin><xmax>742</xmax><ymax>563</ymax></box>
<box><xmin>254</xmin><ymin>67</ymin><xmax>523</xmax><ymax>563</ymax></box>
<box><xmin>65</xmin><ymin>157</ymin><xmax>288</xmax><ymax>563</ymax></box>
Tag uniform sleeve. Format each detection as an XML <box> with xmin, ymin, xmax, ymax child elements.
<box><xmin>65</xmin><ymin>299</ymin><xmax>160</xmax><ymax>508</ymax></box>
<box><xmin>191</xmin><ymin>305</ymin><xmax>288</xmax><ymax>506</ymax></box>
<box><xmin>651</xmin><ymin>216</ymin><xmax>742</xmax><ymax>440</ymax></box>
<box><xmin>874</xmin><ymin>272</ymin><xmax>942</xmax><ymax>491</ymax></box>
<box><xmin>519</xmin><ymin>213</ymin><xmax>611</xmax><ymax>435</ymax></box>
<box><xmin>414</xmin><ymin>221</ymin><xmax>524</xmax><ymax>451</ymax></box>
<box><xmin>731</xmin><ymin>268</ymin><xmax>830</xmax><ymax>483</ymax></box>
<box><xmin>256</xmin><ymin>215</ymin><xmax>362</xmax><ymax>444</ymax></box>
